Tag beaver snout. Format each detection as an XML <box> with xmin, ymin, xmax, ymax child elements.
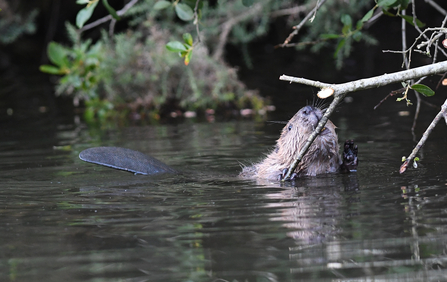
<box><xmin>300</xmin><ymin>106</ymin><xmax>323</xmax><ymax>128</ymax></box>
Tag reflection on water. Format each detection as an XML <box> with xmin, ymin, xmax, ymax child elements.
<box><xmin>1</xmin><ymin>111</ymin><xmax>447</xmax><ymax>282</ymax></box>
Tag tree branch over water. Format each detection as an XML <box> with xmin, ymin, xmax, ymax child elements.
<box><xmin>279</xmin><ymin>60</ymin><xmax>447</xmax><ymax>180</ymax></box>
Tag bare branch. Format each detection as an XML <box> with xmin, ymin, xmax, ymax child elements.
<box><xmin>280</xmin><ymin>0</ymin><xmax>328</xmax><ymax>47</ymax></box>
<box><xmin>280</xmin><ymin>60</ymin><xmax>447</xmax><ymax>98</ymax></box>
<box><xmin>400</xmin><ymin>98</ymin><xmax>447</xmax><ymax>174</ymax></box>
<box><xmin>193</xmin><ymin>0</ymin><xmax>201</xmax><ymax>45</ymax></box>
<box><xmin>212</xmin><ymin>3</ymin><xmax>263</xmax><ymax>61</ymax></box>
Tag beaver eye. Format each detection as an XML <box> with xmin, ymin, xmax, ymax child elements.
<box><xmin>288</xmin><ymin>124</ymin><xmax>292</xmax><ymax>131</ymax></box>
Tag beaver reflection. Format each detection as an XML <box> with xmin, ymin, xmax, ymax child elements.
<box><xmin>239</xmin><ymin>105</ymin><xmax>358</xmax><ymax>180</ymax></box>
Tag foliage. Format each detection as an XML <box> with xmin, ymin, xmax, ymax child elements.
<box><xmin>0</xmin><ymin>9</ymin><xmax>38</xmax><ymax>44</ymax></box>
<box><xmin>39</xmin><ymin>24</ymin><xmax>104</xmax><ymax>101</ymax></box>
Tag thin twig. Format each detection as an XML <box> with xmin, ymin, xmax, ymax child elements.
<box><xmin>79</xmin><ymin>0</ymin><xmax>139</xmax><ymax>33</ymax></box>
<box><xmin>280</xmin><ymin>0</ymin><xmax>327</xmax><ymax>47</ymax></box>
<box><xmin>212</xmin><ymin>2</ymin><xmax>263</xmax><ymax>60</ymax></box>
<box><xmin>373</xmin><ymin>88</ymin><xmax>405</xmax><ymax>110</ymax></box>
<box><xmin>400</xmin><ymin>98</ymin><xmax>447</xmax><ymax>174</ymax></box>
<box><xmin>401</xmin><ymin>9</ymin><xmax>409</xmax><ymax>69</ymax></box>
<box><xmin>193</xmin><ymin>0</ymin><xmax>201</xmax><ymax>45</ymax></box>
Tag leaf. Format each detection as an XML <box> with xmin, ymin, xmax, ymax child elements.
<box><xmin>242</xmin><ymin>0</ymin><xmax>254</xmax><ymax>6</ymax></box>
<box><xmin>377</xmin><ymin>0</ymin><xmax>399</xmax><ymax>8</ymax></box>
<box><xmin>47</xmin><ymin>42</ymin><xmax>68</xmax><ymax>67</ymax></box>
<box><xmin>399</xmin><ymin>15</ymin><xmax>425</xmax><ymax>28</ymax></box>
<box><xmin>39</xmin><ymin>65</ymin><xmax>64</xmax><ymax>75</ymax></box>
<box><xmin>352</xmin><ymin>31</ymin><xmax>362</xmax><ymax>42</ymax></box>
<box><xmin>184</xmin><ymin>50</ymin><xmax>193</xmax><ymax>65</ymax></box>
<box><xmin>342</xmin><ymin>24</ymin><xmax>351</xmax><ymax>36</ymax></box>
<box><xmin>175</xmin><ymin>3</ymin><xmax>194</xmax><ymax>21</ymax></box>
<box><xmin>154</xmin><ymin>0</ymin><xmax>171</xmax><ymax>10</ymax></box>
<box><xmin>166</xmin><ymin>41</ymin><xmax>188</xmax><ymax>52</ymax></box>
<box><xmin>360</xmin><ymin>8</ymin><xmax>375</xmax><ymax>23</ymax></box>
<box><xmin>183</xmin><ymin>33</ymin><xmax>193</xmax><ymax>46</ymax></box>
<box><xmin>341</xmin><ymin>14</ymin><xmax>352</xmax><ymax>26</ymax></box>
<box><xmin>334</xmin><ymin>39</ymin><xmax>346</xmax><ymax>58</ymax></box>
<box><xmin>411</xmin><ymin>84</ymin><xmax>435</xmax><ymax>97</ymax></box>
<box><xmin>76</xmin><ymin>0</ymin><xmax>90</xmax><ymax>4</ymax></box>
<box><xmin>320</xmin><ymin>34</ymin><xmax>340</xmax><ymax>39</ymax></box>
<box><xmin>76</xmin><ymin>1</ymin><xmax>99</xmax><ymax>28</ymax></box>
<box><xmin>400</xmin><ymin>0</ymin><xmax>410</xmax><ymax>9</ymax></box>
<box><xmin>102</xmin><ymin>0</ymin><xmax>120</xmax><ymax>20</ymax></box>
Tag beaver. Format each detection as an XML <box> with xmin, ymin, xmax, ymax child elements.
<box><xmin>239</xmin><ymin>105</ymin><xmax>358</xmax><ymax>180</ymax></box>
<box><xmin>79</xmin><ymin>105</ymin><xmax>357</xmax><ymax>180</ymax></box>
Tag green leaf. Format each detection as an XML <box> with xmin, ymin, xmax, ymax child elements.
<box><xmin>76</xmin><ymin>0</ymin><xmax>90</xmax><ymax>4</ymax></box>
<box><xmin>399</xmin><ymin>15</ymin><xmax>425</xmax><ymax>28</ymax></box>
<box><xmin>47</xmin><ymin>42</ymin><xmax>68</xmax><ymax>67</ymax></box>
<box><xmin>242</xmin><ymin>0</ymin><xmax>254</xmax><ymax>6</ymax></box>
<box><xmin>184</xmin><ymin>50</ymin><xmax>193</xmax><ymax>65</ymax></box>
<box><xmin>342</xmin><ymin>24</ymin><xmax>351</xmax><ymax>36</ymax></box>
<box><xmin>320</xmin><ymin>34</ymin><xmax>340</xmax><ymax>39</ymax></box>
<box><xmin>76</xmin><ymin>1</ymin><xmax>99</xmax><ymax>28</ymax></box>
<box><xmin>382</xmin><ymin>9</ymin><xmax>396</xmax><ymax>17</ymax></box>
<box><xmin>361</xmin><ymin>8</ymin><xmax>375</xmax><ymax>23</ymax></box>
<box><xmin>154</xmin><ymin>0</ymin><xmax>171</xmax><ymax>10</ymax></box>
<box><xmin>175</xmin><ymin>3</ymin><xmax>194</xmax><ymax>21</ymax></box>
<box><xmin>411</xmin><ymin>84</ymin><xmax>435</xmax><ymax>97</ymax></box>
<box><xmin>102</xmin><ymin>0</ymin><xmax>120</xmax><ymax>20</ymax></box>
<box><xmin>334</xmin><ymin>39</ymin><xmax>346</xmax><ymax>58</ymax></box>
<box><xmin>377</xmin><ymin>0</ymin><xmax>399</xmax><ymax>8</ymax></box>
<box><xmin>39</xmin><ymin>65</ymin><xmax>64</xmax><ymax>75</ymax></box>
<box><xmin>341</xmin><ymin>14</ymin><xmax>352</xmax><ymax>26</ymax></box>
<box><xmin>400</xmin><ymin>0</ymin><xmax>410</xmax><ymax>9</ymax></box>
<box><xmin>352</xmin><ymin>31</ymin><xmax>362</xmax><ymax>42</ymax></box>
<box><xmin>183</xmin><ymin>33</ymin><xmax>193</xmax><ymax>46</ymax></box>
<box><xmin>166</xmin><ymin>41</ymin><xmax>188</xmax><ymax>52</ymax></box>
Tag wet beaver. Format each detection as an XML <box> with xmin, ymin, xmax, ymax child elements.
<box><xmin>239</xmin><ymin>105</ymin><xmax>358</xmax><ymax>180</ymax></box>
<box><xmin>79</xmin><ymin>105</ymin><xmax>357</xmax><ymax>179</ymax></box>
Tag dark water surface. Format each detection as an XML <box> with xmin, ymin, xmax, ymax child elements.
<box><xmin>1</xmin><ymin>100</ymin><xmax>447</xmax><ymax>282</ymax></box>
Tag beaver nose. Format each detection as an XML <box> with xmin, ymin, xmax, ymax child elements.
<box><xmin>302</xmin><ymin>106</ymin><xmax>313</xmax><ymax>115</ymax></box>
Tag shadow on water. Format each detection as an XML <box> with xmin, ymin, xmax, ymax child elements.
<box><xmin>1</xmin><ymin>99</ymin><xmax>447</xmax><ymax>282</ymax></box>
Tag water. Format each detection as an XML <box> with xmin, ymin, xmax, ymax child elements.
<box><xmin>1</xmin><ymin>99</ymin><xmax>447</xmax><ymax>282</ymax></box>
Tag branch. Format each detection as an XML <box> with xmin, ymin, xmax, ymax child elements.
<box><xmin>279</xmin><ymin>60</ymin><xmax>447</xmax><ymax>180</ymax></box>
<box><xmin>400</xmin><ymin>97</ymin><xmax>447</xmax><ymax>174</ymax></box>
<box><xmin>280</xmin><ymin>0</ymin><xmax>328</xmax><ymax>47</ymax></box>
<box><xmin>212</xmin><ymin>3</ymin><xmax>263</xmax><ymax>60</ymax></box>
<box><xmin>280</xmin><ymin>60</ymin><xmax>447</xmax><ymax>99</ymax></box>
<box><xmin>79</xmin><ymin>0</ymin><xmax>139</xmax><ymax>33</ymax></box>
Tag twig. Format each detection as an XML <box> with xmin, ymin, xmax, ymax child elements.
<box><xmin>373</xmin><ymin>87</ymin><xmax>405</xmax><ymax>110</ymax></box>
<box><xmin>280</xmin><ymin>0</ymin><xmax>327</xmax><ymax>47</ymax></box>
<box><xmin>400</xmin><ymin>98</ymin><xmax>447</xmax><ymax>174</ymax></box>
<box><xmin>193</xmin><ymin>0</ymin><xmax>201</xmax><ymax>45</ymax></box>
<box><xmin>212</xmin><ymin>3</ymin><xmax>263</xmax><ymax>60</ymax></box>
<box><xmin>79</xmin><ymin>0</ymin><xmax>139</xmax><ymax>33</ymax></box>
